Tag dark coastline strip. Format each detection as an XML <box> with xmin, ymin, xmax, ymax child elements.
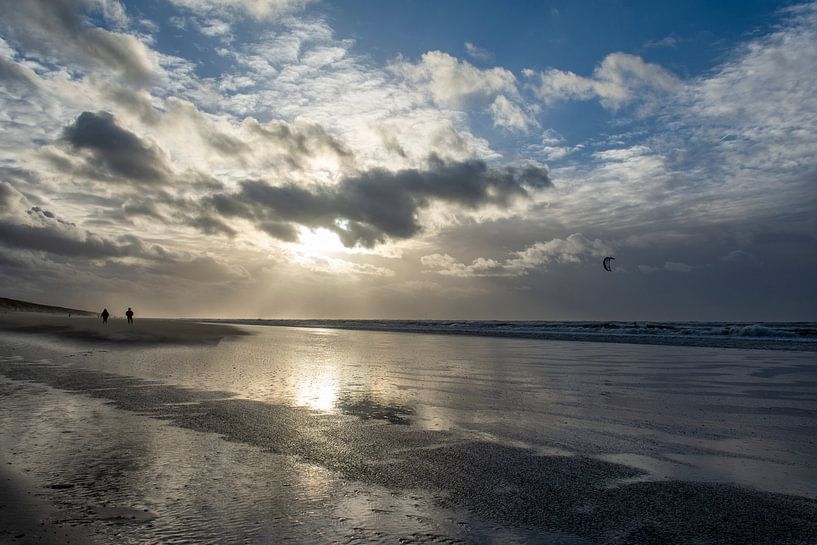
<box><xmin>1</xmin><ymin>360</ymin><xmax>816</xmax><ymax>545</ymax></box>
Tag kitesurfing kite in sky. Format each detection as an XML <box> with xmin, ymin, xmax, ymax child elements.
<box><xmin>603</xmin><ymin>257</ymin><xmax>615</xmax><ymax>272</ymax></box>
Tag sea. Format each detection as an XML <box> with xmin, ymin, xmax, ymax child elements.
<box><xmin>209</xmin><ymin>319</ymin><xmax>817</xmax><ymax>351</ymax></box>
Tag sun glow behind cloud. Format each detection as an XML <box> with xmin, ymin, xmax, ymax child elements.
<box><xmin>294</xmin><ymin>227</ymin><xmax>345</xmax><ymax>257</ymax></box>
<box><xmin>283</xmin><ymin>227</ymin><xmax>396</xmax><ymax>277</ymax></box>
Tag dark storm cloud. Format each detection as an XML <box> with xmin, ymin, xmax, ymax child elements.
<box><xmin>185</xmin><ymin>215</ymin><xmax>238</xmax><ymax>237</ymax></box>
<box><xmin>115</xmin><ymin>192</ymin><xmax>238</xmax><ymax>238</ymax></box>
<box><xmin>121</xmin><ymin>200</ymin><xmax>165</xmax><ymax>220</ymax></box>
<box><xmin>60</xmin><ymin>111</ymin><xmax>173</xmax><ymax>184</ymax></box>
<box><xmin>0</xmin><ymin>219</ymin><xmax>148</xmax><ymax>258</ymax></box>
<box><xmin>0</xmin><ymin>0</ymin><xmax>157</xmax><ymax>85</ymax></box>
<box><xmin>258</xmin><ymin>221</ymin><xmax>299</xmax><ymax>242</ymax></box>
<box><xmin>208</xmin><ymin>156</ymin><xmax>552</xmax><ymax>247</ymax></box>
<box><xmin>0</xmin><ymin>204</ymin><xmax>169</xmax><ymax>260</ymax></box>
<box><xmin>244</xmin><ymin>118</ymin><xmax>352</xmax><ymax>168</ymax></box>
<box><xmin>27</xmin><ymin>206</ymin><xmax>75</xmax><ymax>227</ymax></box>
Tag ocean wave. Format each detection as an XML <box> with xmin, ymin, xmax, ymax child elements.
<box><xmin>208</xmin><ymin>319</ymin><xmax>817</xmax><ymax>351</ymax></box>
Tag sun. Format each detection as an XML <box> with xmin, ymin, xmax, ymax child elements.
<box><xmin>295</xmin><ymin>227</ymin><xmax>345</xmax><ymax>257</ymax></box>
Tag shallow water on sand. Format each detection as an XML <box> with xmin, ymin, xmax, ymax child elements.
<box><xmin>1</xmin><ymin>325</ymin><xmax>816</xmax><ymax>543</ymax></box>
<box><xmin>1</xmin><ymin>375</ymin><xmax>559</xmax><ymax>544</ymax></box>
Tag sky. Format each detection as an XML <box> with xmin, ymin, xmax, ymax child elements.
<box><xmin>0</xmin><ymin>0</ymin><xmax>815</xmax><ymax>320</ymax></box>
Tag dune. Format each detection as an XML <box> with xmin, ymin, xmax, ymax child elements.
<box><xmin>0</xmin><ymin>296</ymin><xmax>95</xmax><ymax>316</ymax></box>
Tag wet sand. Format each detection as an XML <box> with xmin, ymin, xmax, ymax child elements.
<box><xmin>0</xmin><ymin>313</ymin><xmax>249</xmax><ymax>345</ymax></box>
<box><xmin>1</xmin><ymin>322</ymin><xmax>816</xmax><ymax>543</ymax></box>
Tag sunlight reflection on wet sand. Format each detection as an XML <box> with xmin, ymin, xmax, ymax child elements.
<box><xmin>1</xmin><ymin>325</ymin><xmax>817</xmax><ymax>543</ymax></box>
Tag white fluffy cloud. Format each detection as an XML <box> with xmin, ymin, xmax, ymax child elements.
<box><xmin>464</xmin><ymin>42</ymin><xmax>492</xmax><ymax>61</ymax></box>
<box><xmin>0</xmin><ymin>0</ymin><xmax>160</xmax><ymax>86</ymax></box>
<box><xmin>422</xmin><ymin>234</ymin><xmax>611</xmax><ymax>277</ymax></box>
<box><xmin>490</xmin><ymin>95</ymin><xmax>537</xmax><ymax>131</ymax></box>
<box><xmin>393</xmin><ymin>51</ymin><xmax>517</xmax><ymax>107</ymax></box>
<box><xmin>392</xmin><ymin>51</ymin><xmax>534</xmax><ymax>130</ymax></box>
<box><xmin>529</xmin><ymin>52</ymin><xmax>679</xmax><ymax>110</ymax></box>
<box><xmin>167</xmin><ymin>0</ymin><xmax>312</xmax><ymax>19</ymax></box>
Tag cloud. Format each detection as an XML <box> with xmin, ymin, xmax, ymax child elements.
<box><xmin>1</xmin><ymin>0</ymin><xmax>815</xmax><ymax>318</ymax></box>
<box><xmin>682</xmin><ymin>4</ymin><xmax>817</xmax><ymax>172</ymax></box>
<box><xmin>464</xmin><ymin>42</ymin><xmax>492</xmax><ymax>61</ymax></box>
<box><xmin>490</xmin><ymin>95</ymin><xmax>536</xmax><ymax>131</ymax></box>
<box><xmin>58</xmin><ymin>111</ymin><xmax>173</xmax><ymax>184</ymax></box>
<box><xmin>149</xmin><ymin>255</ymin><xmax>249</xmax><ymax>283</ymax></box>
<box><xmin>0</xmin><ymin>182</ymin><xmax>29</xmax><ymax>218</ymax></box>
<box><xmin>198</xmin><ymin>18</ymin><xmax>232</xmax><ymax>38</ymax></box>
<box><xmin>420</xmin><ymin>253</ymin><xmax>510</xmax><ymax>277</ymax></box>
<box><xmin>208</xmin><ymin>156</ymin><xmax>552</xmax><ymax>247</ymax></box>
<box><xmin>394</xmin><ymin>51</ymin><xmax>517</xmax><ymax>107</ymax></box>
<box><xmin>240</xmin><ymin>116</ymin><xmax>352</xmax><ymax>168</ymax></box>
<box><xmin>0</xmin><ymin>194</ymin><xmax>247</xmax><ymax>285</ymax></box>
<box><xmin>184</xmin><ymin>215</ymin><xmax>238</xmax><ymax>237</ymax></box>
<box><xmin>664</xmin><ymin>261</ymin><xmax>695</xmax><ymax>273</ymax></box>
<box><xmin>530</xmin><ymin>52</ymin><xmax>679</xmax><ymax>110</ymax></box>
<box><xmin>287</xmin><ymin>253</ymin><xmax>395</xmax><ymax>277</ymax></box>
<box><xmin>392</xmin><ymin>51</ymin><xmax>534</xmax><ymax>130</ymax></box>
<box><xmin>719</xmin><ymin>250</ymin><xmax>760</xmax><ymax>265</ymax></box>
<box><xmin>638</xmin><ymin>261</ymin><xmax>699</xmax><ymax>273</ymax></box>
<box><xmin>167</xmin><ymin>0</ymin><xmax>312</xmax><ymax>20</ymax></box>
<box><xmin>644</xmin><ymin>35</ymin><xmax>678</xmax><ymax>49</ymax></box>
<box><xmin>0</xmin><ymin>0</ymin><xmax>159</xmax><ymax>85</ymax></box>
<box><xmin>0</xmin><ymin>206</ymin><xmax>166</xmax><ymax>259</ymax></box>
<box><xmin>0</xmin><ymin>55</ymin><xmax>42</xmax><ymax>95</ymax></box>
<box><xmin>202</xmin><ymin>19</ymin><xmax>505</xmax><ymax>168</ymax></box>
<box><xmin>422</xmin><ymin>233</ymin><xmax>610</xmax><ymax>277</ymax></box>
<box><xmin>526</xmin><ymin>129</ymin><xmax>582</xmax><ymax>160</ymax></box>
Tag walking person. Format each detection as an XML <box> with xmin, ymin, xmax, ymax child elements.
<box><xmin>101</xmin><ymin>308</ymin><xmax>109</xmax><ymax>324</ymax></box>
<box><xmin>125</xmin><ymin>307</ymin><xmax>134</xmax><ymax>324</ymax></box>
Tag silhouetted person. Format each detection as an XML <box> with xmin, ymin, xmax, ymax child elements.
<box><xmin>126</xmin><ymin>307</ymin><xmax>134</xmax><ymax>324</ymax></box>
<box><xmin>101</xmin><ymin>308</ymin><xmax>109</xmax><ymax>324</ymax></box>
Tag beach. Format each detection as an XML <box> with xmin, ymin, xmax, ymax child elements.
<box><xmin>1</xmin><ymin>316</ymin><xmax>816</xmax><ymax>544</ymax></box>
<box><xmin>0</xmin><ymin>313</ymin><xmax>248</xmax><ymax>345</ymax></box>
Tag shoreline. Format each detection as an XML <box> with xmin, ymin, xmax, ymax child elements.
<box><xmin>3</xmin><ymin>311</ymin><xmax>812</xmax><ymax>351</ymax></box>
